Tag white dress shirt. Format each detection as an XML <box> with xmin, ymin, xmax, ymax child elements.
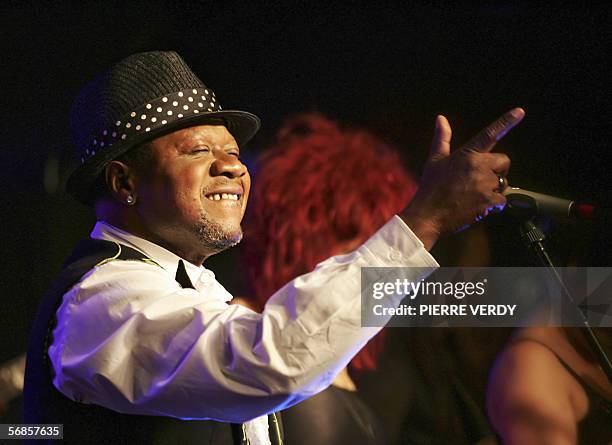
<box><xmin>48</xmin><ymin>216</ymin><xmax>437</xmax><ymax>444</ymax></box>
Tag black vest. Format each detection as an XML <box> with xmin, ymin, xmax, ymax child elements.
<box><xmin>24</xmin><ymin>238</ymin><xmax>283</xmax><ymax>444</ymax></box>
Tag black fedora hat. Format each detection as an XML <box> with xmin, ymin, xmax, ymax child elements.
<box><xmin>66</xmin><ymin>51</ymin><xmax>260</xmax><ymax>204</ymax></box>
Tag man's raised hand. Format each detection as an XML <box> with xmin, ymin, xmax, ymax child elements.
<box><xmin>401</xmin><ymin>108</ymin><xmax>525</xmax><ymax>250</ymax></box>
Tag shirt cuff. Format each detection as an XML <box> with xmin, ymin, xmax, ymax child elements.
<box><xmin>359</xmin><ymin>215</ymin><xmax>439</xmax><ymax>268</ymax></box>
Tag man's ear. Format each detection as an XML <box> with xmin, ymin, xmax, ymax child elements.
<box><xmin>106</xmin><ymin>160</ymin><xmax>138</xmax><ymax>205</ymax></box>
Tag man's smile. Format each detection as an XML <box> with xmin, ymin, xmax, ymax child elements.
<box><xmin>205</xmin><ymin>192</ymin><xmax>241</xmax><ymax>201</ymax></box>
<box><xmin>204</xmin><ymin>185</ymin><xmax>244</xmax><ymax>203</ymax></box>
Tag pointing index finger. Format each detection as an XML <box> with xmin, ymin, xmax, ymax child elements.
<box><xmin>460</xmin><ymin>107</ymin><xmax>525</xmax><ymax>153</ymax></box>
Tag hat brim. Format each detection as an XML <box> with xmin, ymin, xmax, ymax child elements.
<box><xmin>66</xmin><ymin>110</ymin><xmax>260</xmax><ymax>204</ymax></box>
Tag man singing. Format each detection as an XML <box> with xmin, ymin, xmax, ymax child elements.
<box><xmin>24</xmin><ymin>51</ymin><xmax>522</xmax><ymax>444</ymax></box>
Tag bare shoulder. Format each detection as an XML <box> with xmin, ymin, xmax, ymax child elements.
<box><xmin>487</xmin><ymin>340</ymin><xmax>585</xmax><ymax>444</ymax></box>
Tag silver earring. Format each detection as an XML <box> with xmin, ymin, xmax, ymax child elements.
<box><xmin>126</xmin><ymin>195</ymin><xmax>135</xmax><ymax>205</ymax></box>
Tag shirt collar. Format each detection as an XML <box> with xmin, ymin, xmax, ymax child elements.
<box><xmin>90</xmin><ymin>220</ymin><xmax>211</xmax><ymax>288</ymax></box>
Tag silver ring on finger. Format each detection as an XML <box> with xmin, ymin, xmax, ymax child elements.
<box><xmin>495</xmin><ymin>174</ymin><xmax>507</xmax><ymax>193</ymax></box>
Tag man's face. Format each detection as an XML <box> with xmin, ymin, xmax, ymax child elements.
<box><xmin>134</xmin><ymin>124</ymin><xmax>250</xmax><ymax>261</ymax></box>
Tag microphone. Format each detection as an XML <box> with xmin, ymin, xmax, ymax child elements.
<box><xmin>502</xmin><ymin>187</ymin><xmax>596</xmax><ymax>219</ymax></box>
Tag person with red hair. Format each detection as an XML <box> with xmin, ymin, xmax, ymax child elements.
<box><xmin>240</xmin><ymin>113</ymin><xmax>419</xmax><ymax>444</ymax></box>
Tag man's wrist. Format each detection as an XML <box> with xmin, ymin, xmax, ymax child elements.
<box><xmin>399</xmin><ymin>206</ymin><xmax>441</xmax><ymax>251</ymax></box>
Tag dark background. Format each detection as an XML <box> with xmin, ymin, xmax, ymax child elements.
<box><xmin>1</xmin><ymin>1</ymin><xmax>609</xmax><ymax>373</ymax></box>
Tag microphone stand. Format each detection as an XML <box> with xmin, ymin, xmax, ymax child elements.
<box><xmin>519</xmin><ymin>219</ymin><xmax>612</xmax><ymax>383</ymax></box>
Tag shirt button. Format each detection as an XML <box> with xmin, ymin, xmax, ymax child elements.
<box><xmin>389</xmin><ymin>250</ymin><xmax>402</xmax><ymax>262</ymax></box>
<box><xmin>199</xmin><ymin>269</ymin><xmax>215</xmax><ymax>283</ymax></box>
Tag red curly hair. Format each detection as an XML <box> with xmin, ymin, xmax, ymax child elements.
<box><xmin>241</xmin><ymin>113</ymin><xmax>418</xmax><ymax>374</ymax></box>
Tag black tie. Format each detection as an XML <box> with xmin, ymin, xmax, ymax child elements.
<box><xmin>175</xmin><ymin>260</ymin><xmax>195</xmax><ymax>289</ymax></box>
